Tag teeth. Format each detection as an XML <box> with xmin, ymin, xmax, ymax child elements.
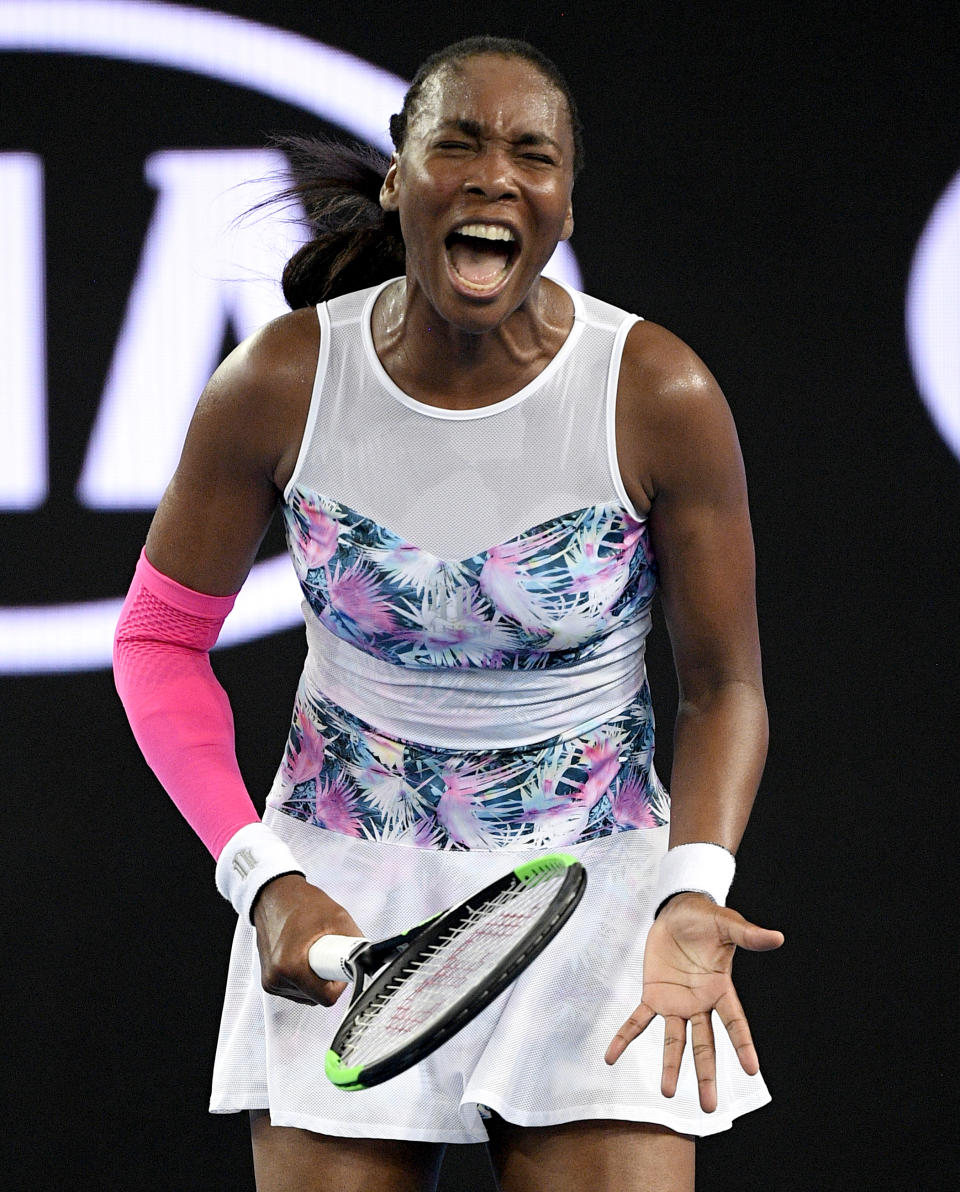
<box><xmin>455</xmin><ymin>223</ymin><xmax>516</xmax><ymax>242</ymax></box>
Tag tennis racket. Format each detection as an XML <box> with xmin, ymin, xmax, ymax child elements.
<box><xmin>308</xmin><ymin>852</ymin><xmax>586</xmax><ymax>1090</ymax></box>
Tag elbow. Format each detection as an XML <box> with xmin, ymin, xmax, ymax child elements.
<box><xmin>676</xmin><ymin>674</ymin><xmax>769</xmax><ymax>754</ymax></box>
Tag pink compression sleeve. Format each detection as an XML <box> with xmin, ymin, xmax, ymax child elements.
<box><xmin>113</xmin><ymin>550</ymin><xmax>261</xmax><ymax>860</ymax></box>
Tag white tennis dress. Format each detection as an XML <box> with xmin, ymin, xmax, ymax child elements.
<box><xmin>209</xmin><ymin>279</ymin><xmax>771</xmax><ymax>1139</ymax></box>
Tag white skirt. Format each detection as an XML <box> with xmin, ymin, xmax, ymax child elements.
<box><xmin>209</xmin><ymin>809</ymin><xmax>771</xmax><ymax>1141</ymax></box>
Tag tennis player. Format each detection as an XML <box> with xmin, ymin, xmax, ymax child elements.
<box><xmin>114</xmin><ymin>36</ymin><xmax>784</xmax><ymax>1192</ymax></box>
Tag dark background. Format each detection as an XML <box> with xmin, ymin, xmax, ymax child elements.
<box><xmin>2</xmin><ymin>2</ymin><xmax>958</xmax><ymax>1188</ymax></box>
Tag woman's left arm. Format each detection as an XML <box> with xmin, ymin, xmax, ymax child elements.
<box><xmin>604</xmin><ymin>321</ymin><xmax>784</xmax><ymax>1110</ymax></box>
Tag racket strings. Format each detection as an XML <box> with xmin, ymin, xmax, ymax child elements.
<box><xmin>336</xmin><ymin>874</ymin><xmax>563</xmax><ymax>1066</ymax></box>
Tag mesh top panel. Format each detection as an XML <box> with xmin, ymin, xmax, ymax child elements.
<box><xmin>286</xmin><ymin>280</ymin><xmax>641</xmax><ymax>562</ymax></box>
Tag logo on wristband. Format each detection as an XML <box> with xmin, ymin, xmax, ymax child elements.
<box><xmin>232</xmin><ymin>848</ymin><xmax>259</xmax><ymax>881</ymax></box>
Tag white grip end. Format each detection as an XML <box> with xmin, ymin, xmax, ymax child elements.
<box><xmin>308</xmin><ymin>934</ymin><xmax>369</xmax><ymax>981</ymax></box>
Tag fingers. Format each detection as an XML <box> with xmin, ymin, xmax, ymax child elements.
<box><xmin>659</xmin><ymin>1007</ymin><xmax>749</xmax><ymax>1112</ymax></box>
<box><xmin>320</xmin><ymin>978</ymin><xmax>348</xmax><ymax>1005</ymax></box>
<box><xmin>660</xmin><ymin>1013</ymin><xmax>719</xmax><ymax>1112</ymax></box>
<box><xmin>263</xmin><ymin>974</ymin><xmax>347</xmax><ymax>1006</ymax></box>
<box><xmin>260</xmin><ymin>948</ymin><xmax>348</xmax><ymax>1006</ymax></box>
<box><xmin>659</xmin><ymin>1015</ymin><xmax>687</xmax><ymax>1099</ymax></box>
<box><xmin>690</xmin><ymin>1011</ymin><xmax>717</xmax><ymax>1112</ymax></box>
<box><xmin>307</xmin><ymin>977</ymin><xmax>348</xmax><ymax>1007</ymax></box>
<box><xmin>254</xmin><ymin>879</ymin><xmax>362</xmax><ymax>1007</ymax></box>
<box><xmin>609</xmin><ymin>1006</ymin><xmax>759</xmax><ymax>1117</ymax></box>
<box><xmin>604</xmin><ymin>1002</ymin><xmax>655</xmax><ymax>1065</ymax></box>
<box><xmin>716</xmin><ymin>987</ymin><xmax>760</xmax><ymax>1076</ymax></box>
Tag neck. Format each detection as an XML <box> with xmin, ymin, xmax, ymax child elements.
<box><xmin>372</xmin><ymin>276</ymin><xmax>573</xmax><ymax>410</ymax></box>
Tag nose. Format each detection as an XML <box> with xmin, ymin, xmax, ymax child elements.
<box><xmin>463</xmin><ymin>145</ymin><xmax>518</xmax><ymax>201</ymax></box>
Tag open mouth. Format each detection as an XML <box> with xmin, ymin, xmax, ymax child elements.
<box><xmin>444</xmin><ymin>223</ymin><xmax>519</xmax><ymax>294</ymax></box>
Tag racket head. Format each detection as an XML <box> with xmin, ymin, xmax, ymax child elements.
<box><xmin>325</xmin><ymin>852</ymin><xmax>587</xmax><ymax>1090</ymax></box>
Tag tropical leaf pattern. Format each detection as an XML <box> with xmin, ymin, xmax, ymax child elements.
<box><xmin>272</xmin><ymin>678</ymin><xmax>668</xmax><ymax>850</ymax></box>
<box><xmin>282</xmin><ymin>487</ymin><xmax>657</xmax><ymax>669</ymax></box>
<box><xmin>273</xmin><ymin>488</ymin><xmax>666</xmax><ymax>849</ymax></box>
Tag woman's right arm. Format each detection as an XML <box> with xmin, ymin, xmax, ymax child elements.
<box><xmin>115</xmin><ymin>306</ymin><xmax>360</xmax><ymax>1005</ymax></box>
<box><xmin>144</xmin><ymin>306</ymin><xmax>316</xmax><ymax>592</ymax></box>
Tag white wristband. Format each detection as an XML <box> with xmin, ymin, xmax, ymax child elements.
<box><xmin>652</xmin><ymin>843</ymin><xmax>736</xmax><ymax>917</ymax></box>
<box><xmin>215</xmin><ymin>822</ymin><xmax>305</xmax><ymax>923</ymax></box>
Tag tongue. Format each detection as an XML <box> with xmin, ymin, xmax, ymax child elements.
<box><xmin>448</xmin><ymin>240</ymin><xmax>510</xmax><ymax>286</ymax></box>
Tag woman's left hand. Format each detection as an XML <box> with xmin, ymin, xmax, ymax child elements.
<box><xmin>604</xmin><ymin>892</ymin><xmax>784</xmax><ymax>1112</ymax></box>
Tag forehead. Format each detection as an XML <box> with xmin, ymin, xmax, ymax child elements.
<box><xmin>414</xmin><ymin>55</ymin><xmax>572</xmax><ymax>144</ymax></box>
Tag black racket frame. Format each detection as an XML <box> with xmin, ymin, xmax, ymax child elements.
<box><xmin>328</xmin><ymin>859</ymin><xmax>587</xmax><ymax>1089</ymax></box>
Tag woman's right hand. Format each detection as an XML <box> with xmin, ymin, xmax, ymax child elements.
<box><xmin>251</xmin><ymin>873</ymin><xmax>364</xmax><ymax>1006</ymax></box>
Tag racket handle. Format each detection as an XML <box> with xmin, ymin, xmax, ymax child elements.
<box><xmin>308</xmin><ymin>934</ymin><xmax>370</xmax><ymax>981</ymax></box>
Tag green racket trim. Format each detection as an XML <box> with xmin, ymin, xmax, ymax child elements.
<box><xmin>513</xmin><ymin>852</ymin><xmax>578</xmax><ymax>885</ymax></box>
<box><xmin>325</xmin><ymin>854</ymin><xmax>587</xmax><ymax>1090</ymax></box>
<box><xmin>325</xmin><ymin>1049</ymin><xmax>366</xmax><ymax>1090</ymax></box>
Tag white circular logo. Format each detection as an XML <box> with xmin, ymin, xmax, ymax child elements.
<box><xmin>906</xmin><ymin>168</ymin><xmax>960</xmax><ymax>463</ymax></box>
<box><xmin>0</xmin><ymin>0</ymin><xmax>584</xmax><ymax>673</ymax></box>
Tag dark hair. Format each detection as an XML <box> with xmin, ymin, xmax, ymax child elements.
<box><xmin>275</xmin><ymin>37</ymin><xmax>582</xmax><ymax>309</ymax></box>
<box><xmin>269</xmin><ymin>135</ymin><xmax>405</xmax><ymax>309</ymax></box>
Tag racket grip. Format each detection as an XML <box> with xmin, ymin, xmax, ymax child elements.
<box><xmin>308</xmin><ymin>934</ymin><xmax>369</xmax><ymax>981</ymax></box>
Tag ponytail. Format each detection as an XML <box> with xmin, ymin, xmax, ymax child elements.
<box><xmin>268</xmin><ymin>136</ymin><xmax>405</xmax><ymax>308</ymax></box>
<box><xmin>264</xmin><ymin>38</ymin><xmax>581</xmax><ymax>308</ymax></box>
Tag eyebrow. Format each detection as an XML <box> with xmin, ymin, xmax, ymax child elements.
<box><xmin>437</xmin><ymin>118</ymin><xmax>563</xmax><ymax>154</ymax></box>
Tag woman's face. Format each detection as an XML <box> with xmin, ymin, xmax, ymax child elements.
<box><xmin>381</xmin><ymin>54</ymin><xmax>576</xmax><ymax>333</ymax></box>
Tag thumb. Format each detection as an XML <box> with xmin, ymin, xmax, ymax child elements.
<box><xmin>720</xmin><ymin>908</ymin><xmax>785</xmax><ymax>952</ymax></box>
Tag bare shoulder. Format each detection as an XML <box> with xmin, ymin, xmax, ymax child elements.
<box><xmin>620</xmin><ymin>320</ymin><xmax>727</xmax><ymax>421</ymax></box>
<box><xmin>144</xmin><ymin>307</ymin><xmax>320</xmax><ymax>591</ymax></box>
<box><xmin>617</xmin><ymin>320</ymin><xmax>743</xmax><ymax>504</ymax></box>
<box><xmin>205</xmin><ymin>306</ymin><xmax>319</xmax><ymax>419</ymax></box>
<box><xmin>191</xmin><ymin>305</ymin><xmax>320</xmax><ymax>485</ymax></box>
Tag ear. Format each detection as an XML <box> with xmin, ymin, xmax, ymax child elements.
<box><xmin>379</xmin><ymin>154</ymin><xmax>401</xmax><ymax>212</ymax></box>
<box><xmin>559</xmin><ymin>200</ymin><xmax>574</xmax><ymax>242</ymax></box>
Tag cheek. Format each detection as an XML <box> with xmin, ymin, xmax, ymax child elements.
<box><xmin>397</xmin><ymin>173</ymin><xmax>440</xmax><ymax>228</ymax></box>
<box><xmin>525</xmin><ymin>170</ymin><xmax>571</xmax><ymax>203</ymax></box>
<box><xmin>395</xmin><ymin>208</ymin><xmax>436</xmax><ymax>279</ymax></box>
<box><xmin>533</xmin><ymin>187</ymin><xmax>575</xmax><ymax>230</ymax></box>
<box><xmin>397</xmin><ymin>173</ymin><xmax>460</xmax><ymax>251</ymax></box>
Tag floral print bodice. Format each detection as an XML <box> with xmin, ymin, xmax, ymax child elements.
<box><xmin>282</xmin><ymin>485</ymin><xmax>658</xmax><ymax>671</ymax></box>
<box><xmin>268</xmin><ymin>282</ymin><xmax>668</xmax><ymax>850</ymax></box>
